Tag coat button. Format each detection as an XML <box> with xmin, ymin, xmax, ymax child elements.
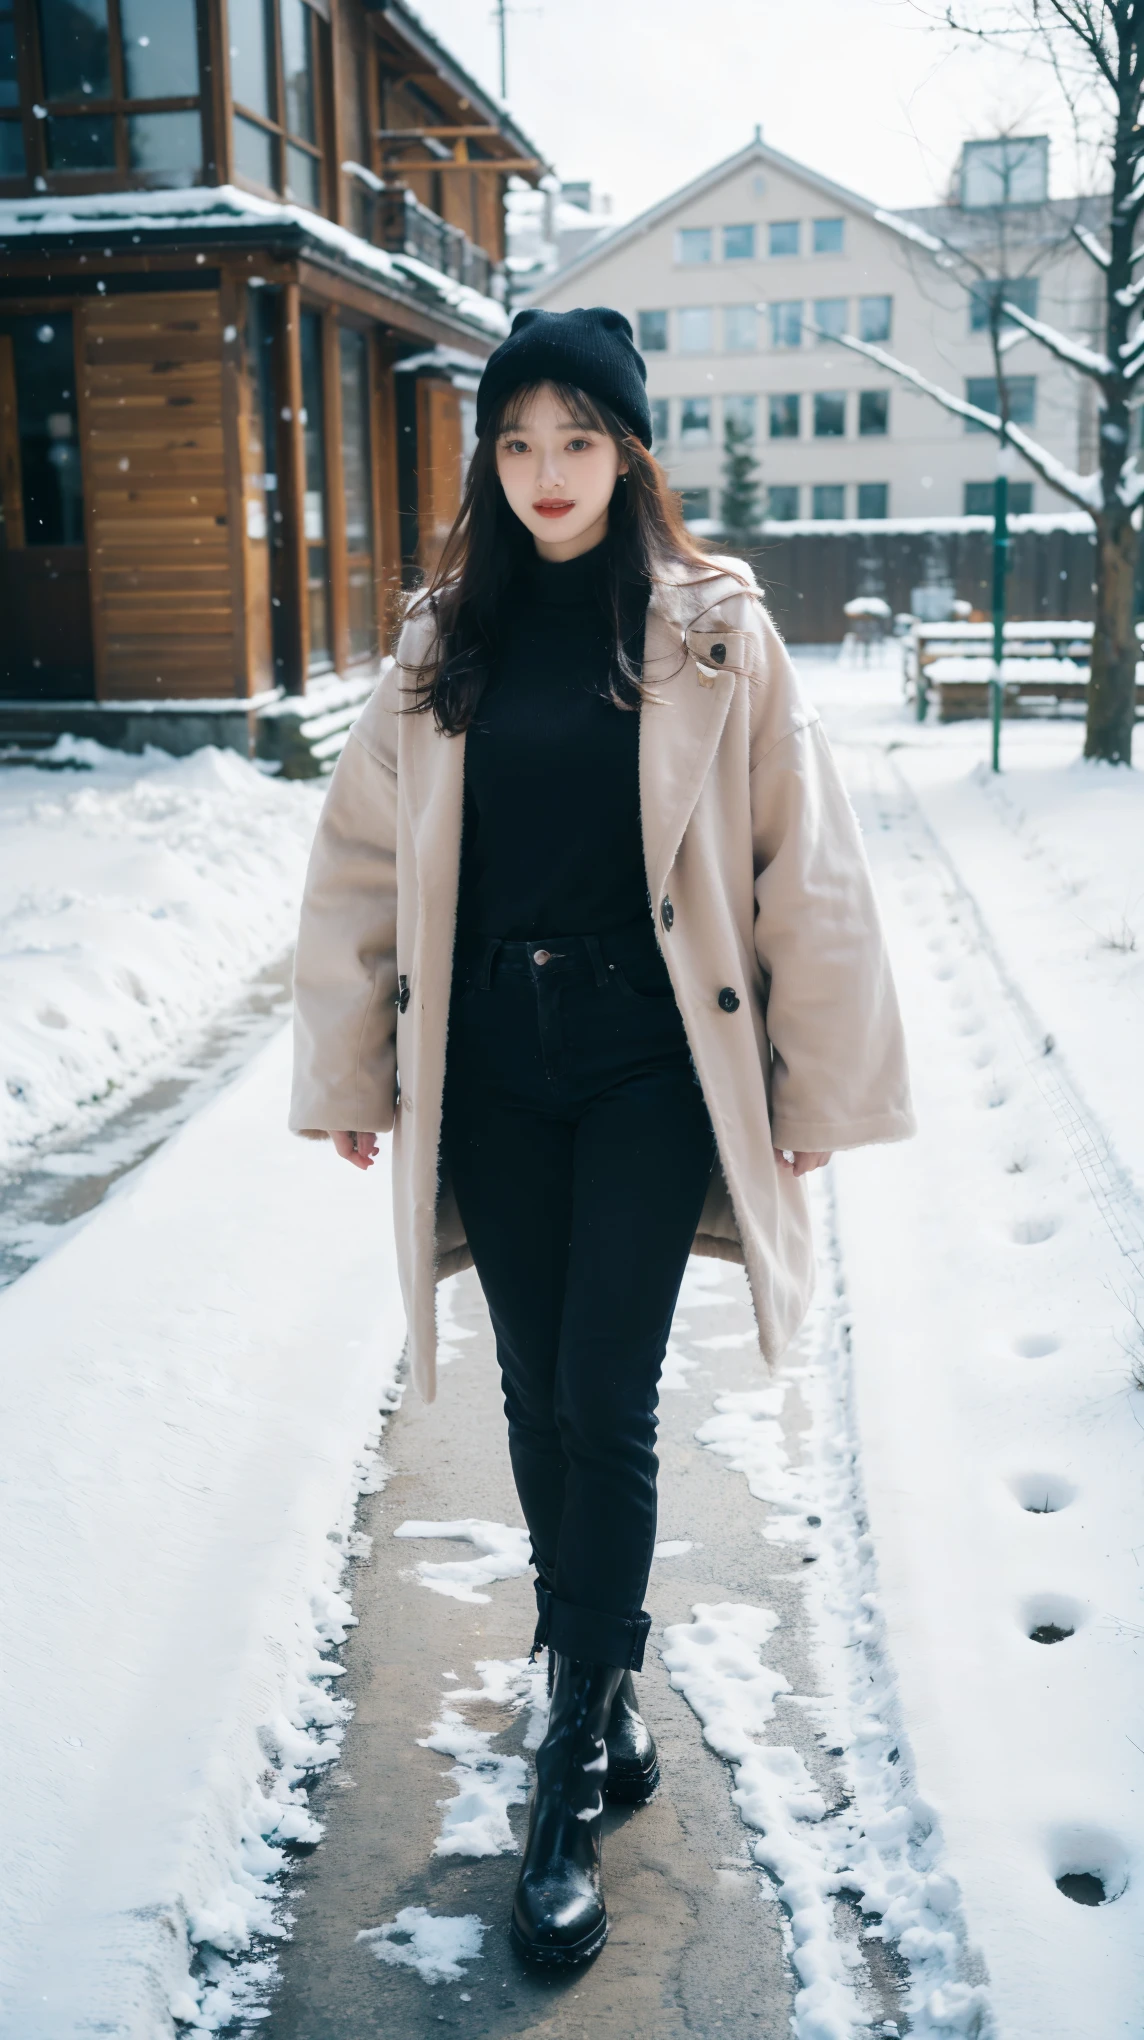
<box><xmin>660</xmin><ymin>895</ymin><xmax>674</xmax><ymax>931</ymax></box>
<box><xmin>717</xmin><ymin>985</ymin><xmax>740</xmax><ymax>1012</ymax></box>
<box><xmin>709</xmin><ymin>641</ymin><xmax>727</xmax><ymax>664</ymax></box>
<box><xmin>533</xmin><ymin>948</ymin><xmax>551</xmax><ymax>965</ymax></box>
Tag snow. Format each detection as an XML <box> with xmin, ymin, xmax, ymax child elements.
<box><xmin>996</xmin><ymin>299</ymin><xmax>1113</xmax><ymax>379</ymax></box>
<box><xmin>746</xmin><ymin>511</ymin><xmax>1095</xmax><ymax>539</ymax></box>
<box><xmin>794</xmin><ymin>650</ymin><xmax>1144</xmax><ymax>2038</ymax></box>
<box><xmin>417</xmin><ymin>1658</ymin><xmax>548</xmax><ymax>1858</ymax></box>
<box><xmin>357</xmin><ymin>1908</ymin><xmax>486</xmax><ymax>1984</ymax></box>
<box><xmin>0</xmin><ymin>186</ymin><xmax>509</xmax><ymax>337</ymax></box>
<box><xmin>0</xmin><ymin>740</ymin><xmax>320</xmax><ymax>1172</ymax></box>
<box><xmin>393</xmin><ymin>1519</ymin><xmax>533</xmax><ymax>1603</ymax></box>
<box><xmin>0</xmin><ymin>1025</ymin><xmax>407</xmax><ymax>2035</ymax></box>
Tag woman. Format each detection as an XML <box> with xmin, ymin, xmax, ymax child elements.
<box><xmin>290</xmin><ymin>306</ymin><xmax>913</xmax><ymax>1968</ymax></box>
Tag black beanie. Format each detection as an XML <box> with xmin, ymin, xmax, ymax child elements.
<box><xmin>476</xmin><ymin>305</ymin><xmax>652</xmax><ymax>448</ymax></box>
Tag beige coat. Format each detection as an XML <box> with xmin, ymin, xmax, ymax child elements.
<box><xmin>290</xmin><ymin>554</ymin><xmax>914</xmax><ymax>1401</ymax></box>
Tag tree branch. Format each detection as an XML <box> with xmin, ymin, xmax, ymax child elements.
<box><xmin>827</xmin><ymin>326</ymin><xmax>1103</xmax><ymax>513</ymax></box>
<box><xmin>1073</xmin><ymin>222</ymin><xmax>1111</xmax><ymax>267</ymax></box>
<box><xmin>998</xmin><ymin>297</ymin><xmax>1115</xmax><ymax>377</ymax></box>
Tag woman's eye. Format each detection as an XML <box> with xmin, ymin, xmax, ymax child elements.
<box><xmin>503</xmin><ymin>439</ymin><xmax>528</xmax><ymax>453</ymax></box>
<box><xmin>566</xmin><ymin>438</ymin><xmax>590</xmax><ymax>452</ymax></box>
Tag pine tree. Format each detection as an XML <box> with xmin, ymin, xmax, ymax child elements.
<box><xmin>719</xmin><ymin>414</ymin><xmax>762</xmax><ymax>539</ymax></box>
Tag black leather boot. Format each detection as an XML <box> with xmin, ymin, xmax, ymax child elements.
<box><xmin>510</xmin><ymin>1653</ymin><xmax>624</xmax><ymax>1967</ymax></box>
<box><xmin>604</xmin><ymin>1669</ymin><xmax>659</xmax><ymax>1803</ymax></box>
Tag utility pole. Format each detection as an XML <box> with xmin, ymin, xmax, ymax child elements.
<box><xmin>494</xmin><ymin>0</ymin><xmax>508</xmax><ymax>98</ymax></box>
<box><xmin>991</xmin><ymin>438</ymin><xmax>1012</xmax><ymax>773</ymax></box>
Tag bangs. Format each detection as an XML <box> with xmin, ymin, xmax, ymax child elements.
<box><xmin>493</xmin><ymin>379</ymin><xmax>614</xmax><ymax>438</ymax></box>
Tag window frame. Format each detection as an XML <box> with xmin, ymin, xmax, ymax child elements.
<box><xmin>812</xmin><ymin>482</ymin><xmax>846</xmax><ymax>519</ymax></box>
<box><xmin>679</xmin><ymin>395</ymin><xmax>712</xmax><ymax>445</ymax></box>
<box><xmin>858</xmin><ymin>388</ymin><xmax>889</xmax><ymax>437</ymax></box>
<box><xmin>812</xmin><ymin>216</ymin><xmax>845</xmax><ymax>255</ymax></box>
<box><xmin>813</xmin><ymin>389</ymin><xmax>846</xmax><ymax>439</ymax></box>
<box><xmin>768</xmin><ymin>219</ymin><xmax>799</xmax><ymax>258</ymax></box>
<box><xmin>858</xmin><ymin>294</ymin><xmax>892</xmax><ymax>344</ymax></box>
<box><xmin>4</xmin><ymin>0</ymin><xmax>205</xmax><ymax>188</ymax></box>
<box><xmin>768</xmin><ymin>391</ymin><xmax>800</xmax><ymax>440</ymax></box>
<box><xmin>965</xmin><ymin>373</ymin><xmax>1036</xmax><ymax>431</ymax></box>
<box><xmin>766</xmin><ymin>483</ymin><xmax>799</xmax><ymax>521</ymax></box>
<box><xmin>722</xmin><ymin>303</ymin><xmax>758</xmax><ymax>353</ymax></box>
<box><xmin>722</xmin><ymin>222</ymin><xmax>755</xmax><ymax>261</ymax></box>
<box><xmin>231</xmin><ymin>0</ymin><xmax>327</xmax><ymax>213</ymax></box>
<box><xmin>813</xmin><ymin>296</ymin><xmax>847</xmax><ymax>343</ymax></box>
<box><xmin>856</xmin><ymin>481</ymin><xmax>888</xmax><ymax>520</ymax></box>
<box><xmin>675</xmin><ymin>226</ymin><xmax>713</xmax><ymax>266</ymax></box>
<box><xmin>769</xmin><ymin>299</ymin><xmax>803</xmax><ymax>350</ymax></box>
<box><xmin>637</xmin><ymin>309</ymin><xmax>669</xmax><ymax>353</ymax></box>
<box><xmin>677</xmin><ymin>305</ymin><xmax>714</xmax><ymax>355</ymax></box>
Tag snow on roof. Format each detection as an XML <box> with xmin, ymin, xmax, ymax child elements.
<box><xmin>0</xmin><ymin>185</ymin><xmax>510</xmax><ymax>339</ymax></box>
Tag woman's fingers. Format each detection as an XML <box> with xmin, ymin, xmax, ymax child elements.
<box><xmin>773</xmin><ymin>1147</ymin><xmax>833</xmax><ymax>1178</ymax></box>
<box><xmin>332</xmin><ymin>1131</ymin><xmax>378</xmax><ymax>1171</ymax></box>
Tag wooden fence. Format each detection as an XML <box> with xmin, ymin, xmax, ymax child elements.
<box><xmin>716</xmin><ymin>517</ymin><xmax>1102</xmax><ymax>644</ymax></box>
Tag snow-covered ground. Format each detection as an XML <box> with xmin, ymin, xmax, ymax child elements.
<box><xmin>0</xmin><ymin>1028</ymin><xmax>407</xmax><ymax>2037</ymax></box>
<box><xmin>799</xmin><ymin>647</ymin><xmax>1144</xmax><ymax>2038</ymax></box>
<box><xmin>0</xmin><ymin>741</ymin><xmax>321</xmax><ymax>1172</ymax></box>
<box><xmin>1</xmin><ymin>652</ymin><xmax>1141</xmax><ymax>2037</ymax></box>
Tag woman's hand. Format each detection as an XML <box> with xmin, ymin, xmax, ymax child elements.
<box><xmin>332</xmin><ymin>1131</ymin><xmax>378</xmax><ymax>1172</ymax></box>
<box><xmin>773</xmin><ymin>1147</ymin><xmax>832</xmax><ymax>1178</ymax></box>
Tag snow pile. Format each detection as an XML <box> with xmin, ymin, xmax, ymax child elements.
<box><xmin>394</xmin><ymin>1518</ymin><xmax>533</xmax><ymax>1603</ymax></box>
<box><xmin>0</xmin><ymin>741</ymin><xmax>320</xmax><ymax>1169</ymax></box>
<box><xmin>358</xmin><ymin>1908</ymin><xmax>486</xmax><ymax>1984</ymax></box>
<box><xmin>0</xmin><ymin>1027</ymin><xmax>406</xmax><ymax>2037</ymax></box>
<box><xmin>798</xmin><ymin>652</ymin><xmax>1144</xmax><ymax>2037</ymax></box>
<box><xmin>674</xmin><ymin>1251</ymin><xmax>992</xmax><ymax>2040</ymax></box>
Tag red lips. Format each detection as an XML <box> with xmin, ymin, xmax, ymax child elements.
<box><xmin>533</xmin><ymin>501</ymin><xmax>574</xmax><ymax>517</ymax></box>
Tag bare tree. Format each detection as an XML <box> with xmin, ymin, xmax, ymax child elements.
<box><xmin>832</xmin><ymin>4</ymin><xmax>1144</xmax><ymax>765</ymax></box>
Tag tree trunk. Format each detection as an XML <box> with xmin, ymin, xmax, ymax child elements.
<box><xmin>1086</xmin><ymin>513</ymin><xmax>1138</xmax><ymax>765</ymax></box>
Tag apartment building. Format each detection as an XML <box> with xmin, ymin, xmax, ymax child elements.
<box><xmin>530</xmin><ymin>132</ymin><xmax>1105</xmax><ymax>528</ymax></box>
<box><xmin>0</xmin><ymin>0</ymin><xmax>547</xmax><ymax>709</ymax></box>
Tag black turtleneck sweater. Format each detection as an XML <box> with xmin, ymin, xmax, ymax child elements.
<box><xmin>457</xmin><ymin>539</ymin><xmax>651</xmax><ymax>940</ymax></box>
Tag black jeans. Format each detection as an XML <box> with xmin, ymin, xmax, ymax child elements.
<box><xmin>441</xmin><ymin>919</ymin><xmax>715</xmax><ymax>1671</ymax></box>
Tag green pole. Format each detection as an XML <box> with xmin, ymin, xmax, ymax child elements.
<box><xmin>991</xmin><ymin>457</ymin><xmax>1010</xmax><ymax>773</ymax></box>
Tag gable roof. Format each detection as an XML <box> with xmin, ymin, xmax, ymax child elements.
<box><xmin>528</xmin><ymin>135</ymin><xmax>886</xmax><ymax>299</ymax></box>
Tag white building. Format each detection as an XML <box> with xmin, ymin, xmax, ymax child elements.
<box><xmin>528</xmin><ymin>133</ymin><xmax>1106</xmax><ymax>527</ymax></box>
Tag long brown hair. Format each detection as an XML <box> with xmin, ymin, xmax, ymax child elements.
<box><xmin>401</xmin><ymin>379</ymin><xmax>748</xmax><ymax>734</ymax></box>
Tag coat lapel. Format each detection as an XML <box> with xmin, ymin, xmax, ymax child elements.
<box><xmin>639</xmin><ymin>566</ymin><xmax>736</xmax><ymax>908</ymax></box>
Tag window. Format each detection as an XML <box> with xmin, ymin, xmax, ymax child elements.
<box><xmin>231</xmin><ymin>0</ymin><xmax>326</xmax><ymax>210</ymax></box>
<box><xmin>723</xmin><ymin>223</ymin><xmax>755</xmax><ymax>261</ymax></box>
<box><xmin>638</xmin><ymin>309</ymin><xmax>668</xmax><ymax>352</ymax></box>
<box><xmin>677</xmin><ymin>306</ymin><xmax>713</xmax><ymax>353</ymax></box>
<box><xmin>768</xmin><ymin>220</ymin><xmax>799</xmax><ymax>257</ymax></box>
<box><xmin>813</xmin><ymin>297</ymin><xmax>847</xmax><ymax>342</ymax></box>
<box><xmin>338</xmin><ymin>327</ymin><xmax>375</xmax><ymax>664</ymax></box>
<box><xmin>813</xmin><ymin>484</ymin><xmax>845</xmax><ymax>518</ymax></box>
<box><xmin>769</xmin><ymin>392</ymin><xmax>799</xmax><ymax>438</ymax></box>
<box><xmin>679</xmin><ymin>486</ymin><xmax>711</xmax><ymax>521</ymax></box>
<box><xmin>679</xmin><ymin>397</ymin><xmax>711</xmax><ymax>445</ymax></box>
<box><xmin>961</xmin><ymin>136</ymin><xmax>1048</xmax><ymax>209</ymax></box>
<box><xmin>724</xmin><ymin>394</ymin><xmax>757</xmax><ymax>439</ymax></box>
<box><xmin>965</xmin><ymin>375</ymin><xmax>1036</xmax><ymax>431</ymax></box>
<box><xmin>676</xmin><ymin>227</ymin><xmax>712</xmax><ymax>264</ymax></box>
<box><xmin>814</xmin><ymin>391</ymin><xmax>845</xmax><ymax>437</ymax></box>
<box><xmin>858</xmin><ymin>389</ymin><xmax>888</xmax><ymax>436</ymax></box>
<box><xmin>968</xmin><ymin>277</ymin><xmax>1040</xmax><ymax>332</ymax></box>
<box><xmin>0</xmin><ymin>0</ymin><xmax>25</xmax><ymax>174</ymax></box>
<box><xmin>723</xmin><ymin>304</ymin><xmax>757</xmax><ymax>352</ymax></box>
<box><xmin>857</xmin><ymin>482</ymin><xmax>888</xmax><ymax>519</ymax></box>
<box><xmin>965</xmin><ymin>479</ymin><xmax>1033</xmax><ymax>514</ymax></box>
<box><xmin>858</xmin><ymin>295</ymin><xmax>892</xmax><ymax>344</ymax></box>
<box><xmin>299</xmin><ymin>307</ymin><xmax>330</xmax><ymax>672</ymax></box>
<box><xmin>649</xmin><ymin>396</ymin><xmax>669</xmax><ymax>447</ymax></box>
<box><xmin>813</xmin><ymin>217</ymin><xmax>844</xmax><ymax>254</ymax></box>
<box><xmin>767</xmin><ymin>484</ymin><xmax>799</xmax><ymax>520</ymax></box>
<box><xmin>28</xmin><ymin>0</ymin><xmax>202</xmax><ymax>179</ymax></box>
<box><xmin>769</xmin><ymin>300</ymin><xmax>802</xmax><ymax>349</ymax></box>
<box><xmin>0</xmin><ymin>314</ymin><xmax>84</xmax><ymax>543</ymax></box>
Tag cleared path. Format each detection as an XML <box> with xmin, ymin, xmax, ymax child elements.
<box><xmin>265</xmin><ymin>1255</ymin><xmax>906</xmax><ymax>2039</ymax></box>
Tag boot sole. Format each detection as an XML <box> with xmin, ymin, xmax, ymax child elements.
<box><xmin>509</xmin><ymin>1915</ymin><xmax>608</xmax><ymax>1968</ymax></box>
<box><xmin>605</xmin><ymin>1759</ymin><xmax>660</xmax><ymax>1806</ymax></box>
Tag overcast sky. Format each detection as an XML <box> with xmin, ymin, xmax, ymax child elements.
<box><xmin>411</xmin><ymin>0</ymin><xmax>1094</xmax><ymax>221</ymax></box>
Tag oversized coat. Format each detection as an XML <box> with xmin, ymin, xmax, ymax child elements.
<box><xmin>289</xmin><ymin>553</ymin><xmax>915</xmax><ymax>1401</ymax></box>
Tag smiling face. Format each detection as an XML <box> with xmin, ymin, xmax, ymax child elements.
<box><xmin>494</xmin><ymin>382</ymin><xmax>629</xmax><ymax>561</ymax></box>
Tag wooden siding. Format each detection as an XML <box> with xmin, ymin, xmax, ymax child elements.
<box><xmin>415</xmin><ymin>377</ymin><xmax>463</xmax><ymax>577</ymax></box>
<box><xmin>81</xmin><ymin>291</ymin><xmax>243</xmax><ymax>699</ymax></box>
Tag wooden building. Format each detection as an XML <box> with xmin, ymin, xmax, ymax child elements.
<box><xmin>0</xmin><ymin>0</ymin><xmax>546</xmax><ymax>762</ymax></box>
